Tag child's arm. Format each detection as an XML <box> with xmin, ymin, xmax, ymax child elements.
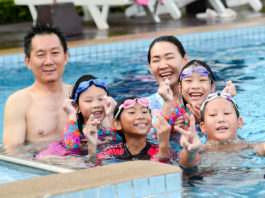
<box><xmin>153</xmin><ymin>114</ymin><xmax>171</xmax><ymax>161</ymax></box>
<box><xmin>253</xmin><ymin>143</ymin><xmax>265</xmax><ymax>156</ymax></box>
<box><xmin>62</xmin><ymin>99</ymin><xmax>80</xmax><ymax>148</ymax></box>
<box><xmin>62</xmin><ymin>99</ymin><xmax>77</xmax><ymax>121</ymax></box>
<box><xmin>175</xmin><ymin>115</ymin><xmax>201</xmax><ymax>168</ymax></box>
<box><xmin>83</xmin><ymin>115</ymin><xmax>100</xmax><ymax>154</ymax></box>
<box><xmin>102</xmin><ymin>96</ymin><xmax>117</xmax><ymax>128</ymax></box>
<box><xmin>158</xmin><ymin>79</ymin><xmax>173</xmax><ymax>120</ymax></box>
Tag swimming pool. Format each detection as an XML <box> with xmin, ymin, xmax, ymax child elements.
<box><xmin>1</xmin><ymin>25</ymin><xmax>265</xmax><ymax>196</ymax></box>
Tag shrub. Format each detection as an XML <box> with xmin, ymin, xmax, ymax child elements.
<box><xmin>0</xmin><ymin>0</ymin><xmax>32</xmax><ymax>24</ymax></box>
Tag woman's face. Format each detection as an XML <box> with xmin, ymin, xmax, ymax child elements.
<box><xmin>180</xmin><ymin>68</ymin><xmax>215</xmax><ymax>107</ymax></box>
<box><xmin>77</xmin><ymin>85</ymin><xmax>108</xmax><ymax>124</ymax></box>
<box><xmin>149</xmin><ymin>41</ymin><xmax>188</xmax><ymax>87</ymax></box>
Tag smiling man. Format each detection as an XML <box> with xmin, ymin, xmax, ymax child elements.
<box><xmin>3</xmin><ymin>24</ymin><xmax>72</xmax><ymax>149</ymax></box>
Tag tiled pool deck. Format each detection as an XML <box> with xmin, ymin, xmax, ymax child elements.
<box><xmin>0</xmin><ymin>161</ymin><xmax>182</xmax><ymax>198</ymax></box>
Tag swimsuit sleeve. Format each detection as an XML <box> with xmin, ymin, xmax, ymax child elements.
<box><xmin>152</xmin><ymin>104</ymin><xmax>185</xmax><ymax>138</ymax></box>
<box><xmin>62</xmin><ymin>120</ymin><xmax>82</xmax><ymax>149</ymax></box>
<box><xmin>148</xmin><ymin>144</ymin><xmax>171</xmax><ymax>163</ymax></box>
<box><xmin>98</xmin><ymin>127</ymin><xmax>123</xmax><ymax>142</ymax></box>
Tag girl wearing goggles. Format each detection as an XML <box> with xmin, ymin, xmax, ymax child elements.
<box><xmin>86</xmin><ymin>96</ymin><xmax>176</xmax><ymax>163</ymax></box>
<box><xmin>151</xmin><ymin>60</ymin><xmax>237</xmax><ymax>152</ymax></box>
<box><xmin>198</xmin><ymin>92</ymin><xmax>265</xmax><ymax>157</ymax></box>
<box><xmin>37</xmin><ymin>75</ymin><xmax>122</xmax><ymax>158</ymax></box>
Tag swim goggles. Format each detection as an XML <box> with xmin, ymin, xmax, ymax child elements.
<box><xmin>200</xmin><ymin>91</ymin><xmax>239</xmax><ymax>113</ymax></box>
<box><xmin>114</xmin><ymin>98</ymin><xmax>149</xmax><ymax>119</ymax></box>
<box><xmin>73</xmin><ymin>79</ymin><xmax>108</xmax><ymax>103</ymax></box>
<box><xmin>180</xmin><ymin>66</ymin><xmax>214</xmax><ymax>82</ymax></box>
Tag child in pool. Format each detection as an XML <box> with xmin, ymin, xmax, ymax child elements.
<box><xmin>153</xmin><ymin>60</ymin><xmax>236</xmax><ymax>152</ymax></box>
<box><xmin>85</xmin><ymin>96</ymin><xmax>201</xmax><ymax>167</ymax></box>
<box><xmin>37</xmin><ymin>75</ymin><xmax>122</xmax><ymax>157</ymax></box>
<box><xmin>62</xmin><ymin>75</ymin><xmax>122</xmax><ymax>151</ymax></box>
<box><xmin>178</xmin><ymin>91</ymin><xmax>265</xmax><ymax>156</ymax></box>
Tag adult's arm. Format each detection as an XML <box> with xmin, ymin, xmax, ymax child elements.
<box><xmin>2</xmin><ymin>91</ymin><xmax>28</xmax><ymax>147</ymax></box>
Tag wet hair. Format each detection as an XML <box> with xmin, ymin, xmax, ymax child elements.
<box><xmin>179</xmin><ymin>60</ymin><xmax>216</xmax><ymax>106</ymax></box>
<box><xmin>147</xmin><ymin>35</ymin><xmax>186</xmax><ymax>64</ymax></box>
<box><xmin>200</xmin><ymin>97</ymin><xmax>240</xmax><ymax>122</ymax></box>
<box><xmin>24</xmin><ymin>23</ymin><xmax>68</xmax><ymax>58</ymax></box>
<box><xmin>70</xmin><ymin>74</ymin><xmax>109</xmax><ymax>134</ymax></box>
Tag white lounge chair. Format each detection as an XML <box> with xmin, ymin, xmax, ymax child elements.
<box><xmin>14</xmin><ymin>0</ymin><xmax>171</xmax><ymax>30</ymax></box>
<box><xmin>14</xmin><ymin>0</ymin><xmax>135</xmax><ymax>30</ymax></box>
<box><xmin>125</xmin><ymin>0</ymin><xmax>245</xmax><ymax>21</ymax></box>
<box><xmin>125</xmin><ymin>0</ymin><xmax>227</xmax><ymax>20</ymax></box>
<box><xmin>226</xmin><ymin>0</ymin><xmax>262</xmax><ymax>12</ymax></box>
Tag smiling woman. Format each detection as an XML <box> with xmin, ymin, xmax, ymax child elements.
<box><xmin>147</xmin><ymin>35</ymin><xmax>188</xmax><ymax>113</ymax></box>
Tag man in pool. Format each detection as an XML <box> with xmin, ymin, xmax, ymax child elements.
<box><xmin>2</xmin><ymin>24</ymin><xmax>72</xmax><ymax>150</ymax></box>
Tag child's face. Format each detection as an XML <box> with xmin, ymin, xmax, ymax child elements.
<box><xmin>149</xmin><ymin>41</ymin><xmax>188</xmax><ymax>87</ymax></box>
<box><xmin>117</xmin><ymin>103</ymin><xmax>152</xmax><ymax>138</ymax></box>
<box><xmin>180</xmin><ymin>69</ymin><xmax>215</xmax><ymax>107</ymax></box>
<box><xmin>77</xmin><ymin>85</ymin><xmax>107</xmax><ymax>123</ymax></box>
<box><xmin>200</xmin><ymin>97</ymin><xmax>243</xmax><ymax>141</ymax></box>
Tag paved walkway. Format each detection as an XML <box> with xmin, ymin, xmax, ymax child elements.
<box><xmin>0</xmin><ymin>6</ymin><xmax>264</xmax><ymax>53</ymax></box>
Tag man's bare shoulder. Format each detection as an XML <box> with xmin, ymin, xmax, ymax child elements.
<box><xmin>63</xmin><ymin>83</ymin><xmax>73</xmax><ymax>98</ymax></box>
<box><xmin>5</xmin><ymin>87</ymin><xmax>32</xmax><ymax>105</ymax></box>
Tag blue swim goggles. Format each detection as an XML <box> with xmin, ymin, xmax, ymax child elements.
<box><xmin>73</xmin><ymin>79</ymin><xmax>108</xmax><ymax>103</ymax></box>
<box><xmin>180</xmin><ymin>66</ymin><xmax>214</xmax><ymax>82</ymax></box>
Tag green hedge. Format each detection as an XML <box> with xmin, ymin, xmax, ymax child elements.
<box><xmin>0</xmin><ymin>0</ymin><xmax>32</xmax><ymax>24</ymax></box>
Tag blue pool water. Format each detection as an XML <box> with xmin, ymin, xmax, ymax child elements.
<box><xmin>1</xmin><ymin>26</ymin><xmax>265</xmax><ymax>195</ymax></box>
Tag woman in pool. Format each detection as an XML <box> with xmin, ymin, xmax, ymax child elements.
<box><xmin>147</xmin><ymin>36</ymin><xmax>236</xmax><ymax>127</ymax></box>
<box><xmin>152</xmin><ymin>60</ymin><xmax>216</xmax><ymax>152</ymax></box>
<box><xmin>177</xmin><ymin>91</ymin><xmax>265</xmax><ymax>156</ymax></box>
<box><xmin>37</xmin><ymin>75</ymin><xmax>122</xmax><ymax>157</ymax></box>
<box><xmin>85</xmin><ymin>96</ymin><xmax>201</xmax><ymax>167</ymax></box>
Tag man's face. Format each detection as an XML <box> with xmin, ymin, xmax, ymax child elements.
<box><xmin>25</xmin><ymin>33</ymin><xmax>68</xmax><ymax>83</ymax></box>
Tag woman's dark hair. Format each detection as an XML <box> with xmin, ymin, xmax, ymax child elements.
<box><xmin>147</xmin><ymin>35</ymin><xmax>186</xmax><ymax>63</ymax></box>
<box><xmin>178</xmin><ymin>60</ymin><xmax>216</xmax><ymax>106</ymax></box>
<box><xmin>70</xmin><ymin>74</ymin><xmax>109</xmax><ymax>134</ymax></box>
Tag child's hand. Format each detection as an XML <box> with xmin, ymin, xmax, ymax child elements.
<box><xmin>173</xmin><ymin>116</ymin><xmax>185</xmax><ymax>129</ymax></box>
<box><xmin>103</xmin><ymin>96</ymin><xmax>117</xmax><ymax>116</ymax></box>
<box><xmin>97</xmin><ymin>136</ymin><xmax>113</xmax><ymax>146</ymax></box>
<box><xmin>253</xmin><ymin>142</ymin><xmax>265</xmax><ymax>156</ymax></box>
<box><xmin>62</xmin><ymin>99</ymin><xmax>77</xmax><ymax>120</ymax></box>
<box><xmin>186</xmin><ymin>103</ymin><xmax>201</xmax><ymax>124</ymax></box>
<box><xmin>222</xmin><ymin>80</ymin><xmax>236</xmax><ymax>97</ymax></box>
<box><xmin>83</xmin><ymin>115</ymin><xmax>100</xmax><ymax>153</ymax></box>
<box><xmin>174</xmin><ymin>115</ymin><xmax>201</xmax><ymax>153</ymax></box>
<box><xmin>153</xmin><ymin>114</ymin><xmax>171</xmax><ymax>159</ymax></box>
<box><xmin>158</xmin><ymin>79</ymin><xmax>173</xmax><ymax>102</ymax></box>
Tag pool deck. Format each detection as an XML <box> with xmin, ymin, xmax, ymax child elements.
<box><xmin>0</xmin><ymin>7</ymin><xmax>265</xmax><ymax>55</ymax></box>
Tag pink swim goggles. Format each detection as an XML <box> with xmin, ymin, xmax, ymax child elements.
<box><xmin>114</xmin><ymin>98</ymin><xmax>149</xmax><ymax>119</ymax></box>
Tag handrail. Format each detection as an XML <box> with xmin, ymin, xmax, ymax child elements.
<box><xmin>0</xmin><ymin>154</ymin><xmax>74</xmax><ymax>173</ymax></box>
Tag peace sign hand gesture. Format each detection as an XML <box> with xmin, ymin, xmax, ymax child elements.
<box><xmin>83</xmin><ymin>115</ymin><xmax>100</xmax><ymax>154</ymax></box>
<box><xmin>174</xmin><ymin>115</ymin><xmax>201</xmax><ymax>167</ymax></box>
<box><xmin>174</xmin><ymin>115</ymin><xmax>201</xmax><ymax>152</ymax></box>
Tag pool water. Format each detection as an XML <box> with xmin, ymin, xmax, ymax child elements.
<box><xmin>1</xmin><ymin>26</ymin><xmax>265</xmax><ymax>195</ymax></box>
